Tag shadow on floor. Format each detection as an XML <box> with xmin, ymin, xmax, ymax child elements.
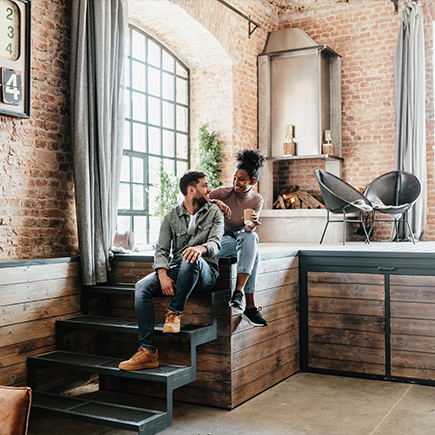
<box><xmin>28</xmin><ymin>372</ymin><xmax>435</xmax><ymax>435</ymax></box>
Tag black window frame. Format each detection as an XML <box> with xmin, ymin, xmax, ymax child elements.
<box><xmin>118</xmin><ymin>25</ymin><xmax>190</xmax><ymax>248</ymax></box>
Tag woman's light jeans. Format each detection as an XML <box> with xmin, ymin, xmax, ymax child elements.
<box><xmin>218</xmin><ymin>231</ymin><xmax>259</xmax><ymax>294</ymax></box>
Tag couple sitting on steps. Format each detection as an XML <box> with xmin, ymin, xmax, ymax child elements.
<box><xmin>118</xmin><ymin>149</ymin><xmax>268</xmax><ymax>371</ymax></box>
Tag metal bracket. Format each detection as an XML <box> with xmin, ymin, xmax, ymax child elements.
<box><xmin>248</xmin><ymin>21</ymin><xmax>261</xmax><ymax>38</ymax></box>
<box><xmin>217</xmin><ymin>0</ymin><xmax>262</xmax><ymax>38</ymax></box>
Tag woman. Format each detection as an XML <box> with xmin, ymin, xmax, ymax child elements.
<box><xmin>209</xmin><ymin>148</ymin><xmax>267</xmax><ymax>327</ymax></box>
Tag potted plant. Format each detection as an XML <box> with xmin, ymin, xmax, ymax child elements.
<box><xmin>196</xmin><ymin>122</ymin><xmax>223</xmax><ymax>189</ymax></box>
<box><xmin>154</xmin><ymin>165</ymin><xmax>179</xmax><ymax>221</ymax></box>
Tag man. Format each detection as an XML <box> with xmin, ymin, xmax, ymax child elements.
<box><xmin>119</xmin><ymin>170</ymin><xmax>224</xmax><ymax>371</ymax></box>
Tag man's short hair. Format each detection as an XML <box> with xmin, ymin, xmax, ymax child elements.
<box><xmin>179</xmin><ymin>170</ymin><xmax>207</xmax><ymax>196</ymax></box>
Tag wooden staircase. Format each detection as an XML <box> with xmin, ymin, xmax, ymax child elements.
<box><xmin>28</xmin><ymin>283</ymin><xmax>230</xmax><ymax>434</ymax></box>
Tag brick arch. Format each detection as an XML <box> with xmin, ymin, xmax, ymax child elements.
<box><xmin>128</xmin><ymin>0</ymin><xmax>235</xmax><ymax>181</ymax></box>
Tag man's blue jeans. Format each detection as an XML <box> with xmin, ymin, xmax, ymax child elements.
<box><xmin>218</xmin><ymin>231</ymin><xmax>259</xmax><ymax>294</ymax></box>
<box><xmin>135</xmin><ymin>257</ymin><xmax>216</xmax><ymax>350</ymax></box>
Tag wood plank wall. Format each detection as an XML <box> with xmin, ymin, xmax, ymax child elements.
<box><xmin>109</xmin><ymin>260</ymin><xmax>154</xmax><ymax>285</ymax></box>
<box><xmin>0</xmin><ymin>258</ymin><xmax>81</xmax><ymax>388</ymax></box>
<box><xmin>231</xmin><ymin>255</ymin><xmax>299</xmax><ymax>408</ymax></box>
<box><xmin>390</xmin><ymin>275</ymin><xmax>435</xmax><ymax>380</ymax></box>
<box><xmin>307</xmin><ymin>272</ymin><xmax>385</xmax><ymax>375</ymax></box>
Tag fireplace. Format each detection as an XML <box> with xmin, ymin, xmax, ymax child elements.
<box><xmin>256</xmin><ymin>28</ymin><xmax>345</xmax><ymax>243</ymax></box>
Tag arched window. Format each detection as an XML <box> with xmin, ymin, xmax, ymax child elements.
<box><xmin>118</xmin><ymin>25</ymin><xmax>189</xmax><ymax>249</ymax></box>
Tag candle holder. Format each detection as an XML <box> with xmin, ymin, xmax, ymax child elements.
<box><xmin>322</xmin><ymin>129</ymin><xmax>335</xmax><ymax>155</ymax></box>
<box><xmin>283</xmin><ymin>124</ymin><xmax>296</xmax><ymax>156</ymax></box>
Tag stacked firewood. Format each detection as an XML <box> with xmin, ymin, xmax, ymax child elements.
<box><xmin>273</xmin><ymin>186</ymin><xmax>325</xmax><ymax>210</ymax></box>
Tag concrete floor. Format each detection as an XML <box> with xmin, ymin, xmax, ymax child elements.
<box><xmin>28</xmin><ymin>372</ymin><xmax>435</xmax><ymax>435</ymax></box>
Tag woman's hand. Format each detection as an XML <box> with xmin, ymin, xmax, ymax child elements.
<box><xmin>210</xmin><ymin>199</ymin><xmax>232</xmax><ymax>218</ymax></box>
<box><xmin>244</xmin><ymin>210</ymin><xmax>261</xmax><ymax>229</ymax></box>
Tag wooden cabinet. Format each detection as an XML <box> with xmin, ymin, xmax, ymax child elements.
<box><xmin>390</xmin><ymin>275</ymin><xmax>435</xmax><ymax>381</ymax></box>
<box><xmin>300</xmin><ymin>251</ymin><xmax>435</xmax><ymax>385</ymax></box>
<box><xmin>307</xmin><ymin>271</ymin><xmax>385</xmax><ymax>375</ymax></box>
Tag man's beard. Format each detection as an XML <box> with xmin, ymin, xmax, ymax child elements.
<box><xmin>192</xmin><ymin>195</ymin><xmax>207</xmax><ymax>208</ymax></box>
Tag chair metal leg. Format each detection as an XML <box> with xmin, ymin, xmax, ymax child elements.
<box><xmin>394</xmin><ymin>218</ymin><xmax>399</xmax><ymax>242</ymax></box>
<box><xmin>405</xmin><ymin>211</ymin><xmax>416</xmax><ymax>244</ymax></box>
<box><xmin>319</xmin><ymin>211</ymin><xmax>329</xmax><ymax>244</ymax></box>
<box><xmin>367</xmin><ymin>210</ymin><xmax>375</xmax><ymax>240</ymax></box>
<box><xmin>321</xmin><ymin>209</ymin><xmax>371</xmax><ymax>245</ymax></box>
<box><xmin>361</xmin><ymin>212</ymin><xmax>371</xmax><ymax>244</ymax></box>
<box><xmin>406</xmin><ymin>220</ymin><xmax>416</xmax><ymax>244</ymax></box>
<box><xmin>342</xmin><ymin>211</ymin><xmax>346</xmax><ymax>245</ymax></box>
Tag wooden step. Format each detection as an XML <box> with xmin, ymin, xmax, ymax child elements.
<box><xmin>32</xmin><ymin>391</ymin><xmax>170</xmax><ymax>435</ymax></box>
<box><xmin>84</xmin><ymin>284</ymin><xmax>230</xmax><ymax>302</ymax></box>
<box><xmin>83</xmin><ymin>283</ymin><xmax>135</xmax><ymax>295</ymax></box>
<box><xmin>57</xmin><ymin>315</ymin><xmax>217</xmax><ymax>345</ymax></box>
<box><xmin>28</xmin><ymin>351</ymin><xmax>194</xmax><ymax>389</ymax></box>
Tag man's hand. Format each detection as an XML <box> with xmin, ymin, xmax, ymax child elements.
<box><xmin>210</xmin><ymin>199</ymin><xmax>232</xmax><ymax>218</ymax></box>
<box><xmin>183</xmin><ymin>245</ymin><xmax>206</xmax><ymax>263</ymax></box>
<box><xmin>157</xmin><ymin>269</ymin><xmax>176</xmax><ymax>296</ymax></box>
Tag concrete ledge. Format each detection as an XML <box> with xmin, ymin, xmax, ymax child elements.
<box><xmin>257</xmin><ymin>209</ymin><xmax>345</xmax><ymax>244</ymax></box>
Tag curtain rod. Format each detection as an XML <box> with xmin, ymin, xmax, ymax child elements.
<box><xmin>216</xmin><ymin>0</ymin><xmax>261</xmax><ymax>38</ymax></box>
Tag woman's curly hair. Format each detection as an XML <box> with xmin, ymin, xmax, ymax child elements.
<box><xmin>235</xmin><ymin>148</ymin><xmax>266</xmax><ymax>182</ymax></box>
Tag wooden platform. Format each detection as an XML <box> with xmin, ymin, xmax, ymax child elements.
<box><xmin>296</xmin><ymin>241</ymin><xmax>435</xmax><ymax>386</ymax></box>
<box><xmin>2</xmin><ymin>241</ymin><xmax>435</xmax><ymax>408</ymax></box>
<box><xmin>0</xmin><ymin>257</ymin><xmax>81</xmax><ymax>388</ymax></box>
<box><xmin>269</xmin><ymin>240</ymin><xmax>435</xmax><ymax>255</ymax></box>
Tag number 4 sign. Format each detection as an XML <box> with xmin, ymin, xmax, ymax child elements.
<box><xmin>1</xmin><ymin>67</ymin><xmax>22</xmax><ymax>105</ymax></box>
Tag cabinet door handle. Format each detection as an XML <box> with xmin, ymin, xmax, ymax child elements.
<box><xmin>378</xmin><ymin>267</ymin><xmax>396</xmax><ymax>271</ymax></box>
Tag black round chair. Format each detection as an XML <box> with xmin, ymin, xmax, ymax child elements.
<box><xmin>364</xmin><ymin>170</ymin><xmax>421</xmax><ymax>243</ymax></box>
<box><xmin>314</xmin><ymin>169</ymin><xmax>372</xmax><ymax>245</ymax></box>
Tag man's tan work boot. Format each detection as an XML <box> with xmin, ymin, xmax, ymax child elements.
<box><xmin>163</xmin><ymin>311</ymin><xmax>181</xmax><ymax>333</ymax></box>
<box><xmin>118</xmin><ymin>348</ymin><xmax>159</xmax><ymax>370</ymax></box>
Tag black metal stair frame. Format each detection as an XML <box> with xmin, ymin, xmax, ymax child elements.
<box><xmin>32</xmin><ymin>391</ymin><xmax>168</xmax><ymax>435</ymax></box>
<box><xmin>28</xmin><ymin>283</ymin><xmax>230</xmax><ymax>434</ymax></box>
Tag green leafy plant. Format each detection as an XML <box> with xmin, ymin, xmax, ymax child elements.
<box><xmin>196</xmin><ymin>123</ymin><xmax>223</xmax><ymax>189</ymax></box>
<box><xmin>154</xmin><ymin>166</ymin><xmax>179</xmax><ymax>220</ymax></box>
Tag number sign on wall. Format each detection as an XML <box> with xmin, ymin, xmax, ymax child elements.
<box><xmin>0</xmin><ymin>0</ymin><xmax>30</xmax><ymax>118</ymax></box>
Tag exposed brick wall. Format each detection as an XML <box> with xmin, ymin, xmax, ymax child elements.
<box><xmin>423</xmin><ymin>2</ymin><xmax>435</xmax><ymax>241</ymax></box>
<box><xmin>2</xmin><ymin>0</ymin><xmax>435</xmax><ymax>258</ymax></box>
<box><xmin>130</xmin><ymin>0</ymin><xmax>278</xmax><ymax>183</ymax></box>
<box><xmin>172</xmin><ymin>0</ymin><xmax>279</xmax><ymax>181</ymax></box>
<box><xmin>276</xmin><ymin>159</ymin><xmax>325</xmax><ymax>203</ymax></box>
<box><xmin>0</xmin><ymin>0</ymin><xmax>78</xmax><ymax>260</ymax></box>
<box><xmin>144</xmin><ymin>0</ymin><xmax>435</xmax><ymax>241</ymax></box>
<box><xmin>276</xmin><ymin>0</ymin><xmax>435</xmax><ymax>241</ymax></box>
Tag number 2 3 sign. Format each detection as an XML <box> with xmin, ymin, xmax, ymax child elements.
<box><xmin>0</xmin><ymin>0</ymin><xmax>30</xmax><ymax>118</ymax></box>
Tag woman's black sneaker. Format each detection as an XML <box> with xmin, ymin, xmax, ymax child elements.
<box><xmin>229</xmin><ymin>290</ymin><xmax>244</xmax><ymax>311</ymax></box>
<box><xmin>242</xmin><ymin>307</ymin><xmax>268</xmax><ymax>327</ymax></box>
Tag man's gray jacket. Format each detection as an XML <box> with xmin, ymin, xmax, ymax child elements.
<box><xmin>153</xmin><ymin>201</ymin><xmax>224</xmax><ymax>277</ymax></box>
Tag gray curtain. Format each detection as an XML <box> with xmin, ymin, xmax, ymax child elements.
<box><xmin>70</xmin><ymin>0</ymin><xmax>128</xmax><ymax>285</ymax></box>
<box><xmin>393</xmin><ymin>0</ymin><xmax>426</xmax><ymax>241</ymax></box>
